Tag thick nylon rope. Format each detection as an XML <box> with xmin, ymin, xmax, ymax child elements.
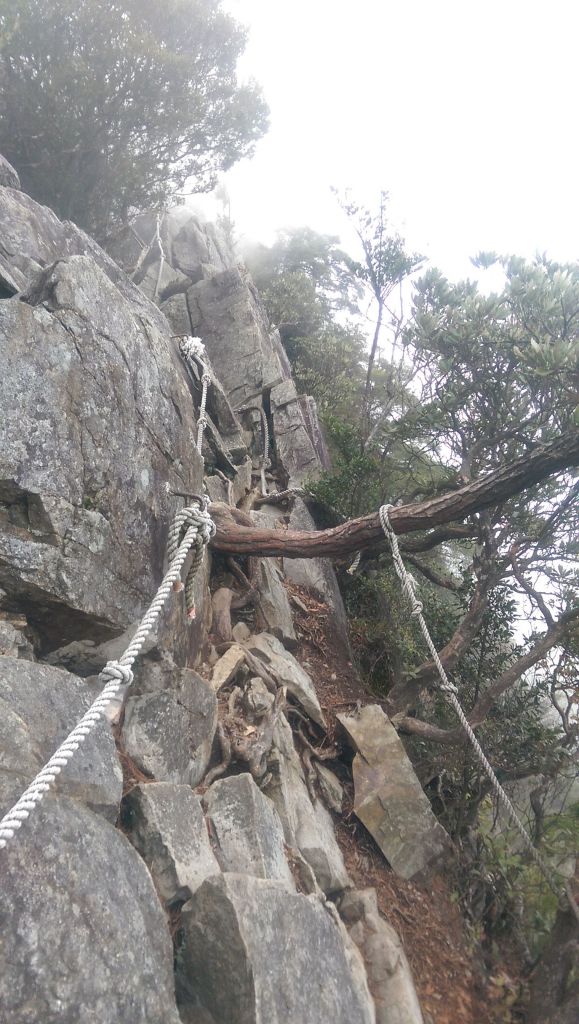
<box><xmin>0</xmin><ymin>341</ymin><xmax>215</xmax><ymax>850</ymax></box>
<box><xmin>0</xmin><ymin>504</ymin><xmax>214</xmax><ymax>850</ymax></box>
<box><xmin>259</xmin><ymin>406</ymin><xmax>270</xmax><ymax>497</ymax></box>
<box><xmin>379</xmin><ymin>504</ymin><xmax>577</xmax><ymax>917</ymax></box>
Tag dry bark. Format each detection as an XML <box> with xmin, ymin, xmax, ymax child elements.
<box><xmin>210</xmin><ymin>431</ymin><xmax>579</xmax><ymax>558</ymax></box>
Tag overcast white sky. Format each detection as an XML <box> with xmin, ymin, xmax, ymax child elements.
<box><xmin>218</xmin><ymin>0</ymin><xmax>578</xmax><ymax>280</ymax></box>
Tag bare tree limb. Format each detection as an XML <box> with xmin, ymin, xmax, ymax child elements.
<box><xmin>210</xmin><ymin>430</ymin><xmax>579</xmax><ymax>558</ymax></box>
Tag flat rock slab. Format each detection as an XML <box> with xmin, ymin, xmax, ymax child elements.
<box><xmin>0</xmin><ymin>656</ymin><xmax>121</xmax><ymax>821</ymax></box>
<box><xmin>205</xmin><ymin>773</ymin><xmax>293</xmax><ymax>889</ymax></box>
<box><xmin>210</xmin><ymin>644</ymin><xmax>245</xmax><ymax>692</ymax></box>
<box><xmin>126</xmin><ymin>783</ymin><xmax>220</xmax><ymax>905</ymax></box>
<box><xmin>246</xmin><ymin>633</ymin><xmax>325</xmax><ymax>727</ymax></box>
<box><xmin>0</xmin><ymin>796</ymin><xmax>180</xmax><ymax>1024</ymax></box>
<box><xmin>179</xmin><ymin>874</ymin><xmax>375</xmax><ymax>1024</ymax></box>
<box><xmin>337</xmin><ymin>706</ymin><xmax>450</xmax><ymax>881</ymax></box>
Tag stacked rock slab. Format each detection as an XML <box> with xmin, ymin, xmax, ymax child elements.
<box><xmin>338</xmin><ymin>706</ymin><xmax>451</xmax><ymax>881</ymax></box>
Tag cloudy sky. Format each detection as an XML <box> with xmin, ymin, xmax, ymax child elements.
<box><xmin>219</xmin><ymin>0</ymin><xmax>578</xmax><ymax>280</ymax></box>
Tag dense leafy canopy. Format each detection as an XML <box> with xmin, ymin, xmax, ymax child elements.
<box><xmin>0</xmin><ymin>0</ymin><xmax>268</xmax><ymax>236</ymax></box>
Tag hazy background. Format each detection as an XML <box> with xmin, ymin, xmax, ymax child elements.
<box><xmin>216</xmin><ymin>0</ymin><xmax>578</xmax><ymax>279</ymax></box>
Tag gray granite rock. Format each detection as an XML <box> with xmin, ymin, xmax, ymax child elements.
<box><xmin>315</xmin><ymin>762</ymin><xmax>344</xmax><ymax>813</ymax></box>
<box><xmin>123</xmin><ymin>692</ymin><xmax>190</xmax><ymax>783</ymax></box>
<box><xmin>0</xmin><ymin>796</ymin><xmax>180</xmax><ymax>1024</ymax></box>
<box><xmin>283</xmin><ymin>496</ymin><xmax>350</xmax><ymax>648</ymax></box>
<box><xmin>337</xmin><ymin>706</ymin><xmax>450</xmax><ymax>881</ymax></box>
<box><xmin>265</xmin><ymin>717</ymin><xmax>350</xmax><ymax>895</ymax></box>
<box><xmin>0</xmin><ymin>617</ymin><xmax>34</xmax><ymax>659</ymax></box>
<box><xmin>205</xmin><ymin>773</ymin><xmax>294</xmax><ymax>888</ymax></box>
<box><xmin>249</xmin><ymin>546</ymin><xmax>296</xmax><ymax>647</ymax></box>
<box><xmin>0</xmin><ymin>153</ymin><xmax>20</xmax><ymax>190</ymax></box>
<box><xmin>340</xmin><ymin>889</ymin><xmax>424</xmax><ymax>1024</ymax></box>
<box><xmin>246</xmin><ymin>632</ymin><xmax>325</xmax><ymax>727</ymax></box>
<box><xmin>0</xmin><ymin>253</ymin><xmax>203</xmax><ymax>654</ymax></box>
<box><xmin>0</xmin><ymin>657</ymin><xmax>121</xmax><ymax>821</ymax></box>
<box><xmin>126</xmin><ymin>783</ymin><xmax>220</xmax><ymax>905</ymax></box>
<box><xmin>179</xmin><ymin>873</ymin><xmax>375</xmax><ymax>1024</ymax></box>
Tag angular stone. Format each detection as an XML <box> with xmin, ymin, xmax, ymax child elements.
<box><xmin>0</xmin><ymin>253</ymin><xmax>203</xmax><ymax>654</ymax></box>
<box><xmin>210</xmin><ymin>643</ymin><xmax>246</xmax><ymax>692</ymax></box>
<box><xmin>180</xmin><ymin>670</ymin><xmax>218</xmax><ymax>787</ymax></box>
<box><xmin>283</xmin><ymin>497</ymin><xmax>350</xmax><ymax>650</ymax></box>
<box><xmin>0</xmin><ymin>657</ymin><xmax>121</xmax><ymax>821</ymax></box>
<box><xmin>125</xmin><ymin>783</ymin><xmax>220</xmax><ymax>905</ymax></box>
<box><xmin>0</xmin><ymin>796</ymin><xmax>180</xmax><ymax>1024</ymax></box>
<box><xmin>315</xmin><ymin>762</ymin><xmax>344</xmax><ymax>813</ymax></box>
<box><xmin>205</xmin><ymin>773</ymin><xmax>294</xmax><ymax>889</ymax></box>
<box><xmin>179</xmin><ymin>874</ymin><xmax>375</xmax><ymax>1024</ymax></box>
<box><xmin>248</xmin><ymin>524</ymin><xmax>296</xmax><ymax>646</ymax></box>
<box><xmin>337</xmin><ymin>706</ymin><xmax>450</xmax><ymax>881</ymax></box>
<box><xmin>340</xmin><ymin>889</ymin><xmax>424</xmax><ymax>1024</ymax></box>
<box><xmin>266</xmin><ymin>717</ymin><xmax>350</xmax><ymax>895</ymax></box>
<box><xmin>122</xmin><ymin>692</ymin><xmax>192</xmax><ymax>783</ymax></box>
<box><xmin>246</xmin><ymin>633</ymin><xmax>325</xmax><ymax>727</ymax></box>
<box><xmin>0</xmin><ymin>616</ymin><xmax>34</xmax><ymax>660</ymax></box>
<box><xmin>232</xmin><ymin>621</ymin><xmax>251</xmax><ymax>643</ymax></box>
<box><xmin>0</xmin><ymin>153</ymin><xmax>20</xmax><ymax>190</ymax></box>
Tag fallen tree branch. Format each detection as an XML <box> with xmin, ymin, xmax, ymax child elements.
<box><xmin>210</xmin><ymin>431</ymin><xmax>579</xmax><ymax>558</ymax></box>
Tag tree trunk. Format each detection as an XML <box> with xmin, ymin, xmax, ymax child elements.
<box><xmin>211</xmin><ymin>431</ymin><xmax>579</xmax><ymax>558</ymax></box>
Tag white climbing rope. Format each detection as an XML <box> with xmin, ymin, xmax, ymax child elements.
<box><xmin>0</xmin><ymin>502</ymin><xmax>215</xmax><ymax>850</ymax></box>
<box><xmin>259</xmin><ymin>406</ymin><xmax>270</xmax><ymax>497</ymax></box>
<box><xmin>0</xmin><ymin>351</ymin><xmax>216</xmax><ymax>851</ymax></box>
<box><xmin>178</xmin><ymin>336</ymin><xmax>212</xmax><ymax>455</ymax></box>
<box><xmin>379</xmin><ymin>504</ymin><xmax>577</xmax><ymax>916</ymax></box>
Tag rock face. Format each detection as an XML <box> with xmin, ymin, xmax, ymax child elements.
<box><xmin>340</xmin><ymin>889</ymin><xmax>424</xmax><ymax>1024</ymax></box>
<box><xmin>246</xmin><ymin>632</ymin><xmax>325</xmax><ymax>727</ymax></box>
<box><xmin>205</xmin><ymin>773</ymin><xmax>294</xmax><ymax>889</ymax></box>
<box><xmin>125</xmin><ymin>783</ymin><xmax>220</xmax><ymax>905</ymax></box>
<box><xmin>338</xmin><ymin>706</ymin><xmax>450</xmax><ymax>881</ymax></box>
<box><xmin>0</xmin><ymin>153</ymin><xmax>20</xmax><ymax>190</ymax></box>
<box><xmin>179</xmin><ymin>874</ymin><xmax>375</xmax><ymax>1024</ymax></box>
<box><xmin>0</xmin><ymin>797</ymin><xmax>181</xmax><ymax>1024</ymax></box>
<box><xmin>0</xmin><ymin>657</ymin><xmax>122</xmax><ymax>821</ymax></box>
<box><xmin>0</xmin><ymin>253</ymin><xmax>204</xmax><ymax>655</ymax></box>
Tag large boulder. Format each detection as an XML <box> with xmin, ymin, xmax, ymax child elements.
<box><xmin>0</xmin><ymin>796</ymin><xmax>181</xmax><ymax>1024</ymax></box>
<box><xmin>122</xmin><ymin>670</ymin><xmax>217</xmax><ymax>787</ymax></box>
<box><xmin>205</xmin><ymin>773</ymin><xmax>294</xmax><ymax>889</ymax></box>
<box><xmin>125</xmin><ymin>783</ymin><xmax>220</xmax><ymax>906</ymax></box>
<box><xmin>337</xmin><ymin>706</ymin><xmax>450</xmax><ymax>881</ymax></box>
<box><xmin>0</xmin><ymin>255</ymin><xmax>204</xmax><ymax>656</ymax></box>
<box><xmin>0</xmin><ymin>657</ymin><xmax>121</xmax><ymax>822</ymax></box>
<box><xmin>179</xmin><ymin>873</ymin><xmax>375</xmax><ymax>1024</ymax></box>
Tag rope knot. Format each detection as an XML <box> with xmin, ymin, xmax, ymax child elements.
<box><xmin>101</xmin><ymin>660</ymin><xmax>134</xmax><ymax>688</ymax></box>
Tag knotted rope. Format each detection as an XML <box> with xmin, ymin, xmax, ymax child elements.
<box><xmin>379</xmin><ymin>504</ymin><xmax>577</xmax><ymax>918</ymax></box>
<box><xmin>0</xmin><ymin>502</ymin><xmax>213</xmax><ymax>850</ymax></box>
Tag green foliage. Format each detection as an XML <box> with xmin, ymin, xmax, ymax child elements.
<box><xmin>0</xmin><ymin>0</ymin><xmax>268</xmax><ymax>236</ymax></box>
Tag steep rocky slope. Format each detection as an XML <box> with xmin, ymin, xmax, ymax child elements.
<box><xmin>0</xmin><ymin>156</ymin><xmax>453</xmax><ymax>1023</ymax></box>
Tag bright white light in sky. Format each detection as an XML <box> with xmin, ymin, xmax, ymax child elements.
<box><xmin>219</xmin><ymin>0</ymin><xmax>578</xmax><ymax>280</ymax></box>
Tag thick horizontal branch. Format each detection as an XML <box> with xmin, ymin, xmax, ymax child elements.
<box><xmin>211</xmin><ymin>430</ymin><xmax>579</xmax><ymax>558</ymax></box>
